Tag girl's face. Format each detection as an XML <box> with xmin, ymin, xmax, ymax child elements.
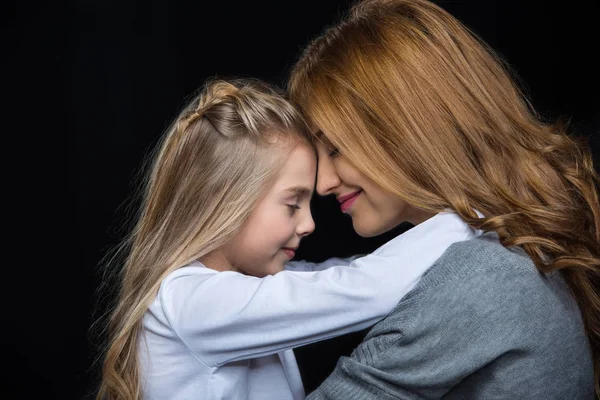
<box><xmin>223</xmin><ymin>141</ymin><xmax>316</xmax><ymax>277</ymax></box>
<box><xmin>315</xmin><ymin>141</ymin><xmax>433</xmax><ymax>237</ymax></box>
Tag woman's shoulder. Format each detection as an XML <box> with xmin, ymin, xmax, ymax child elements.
<box><xmin>408</xmin><ymin>232</ymin><xmax>575</xmax><ymax>305</ymax></box>
<box><xmin>358</xmin><ymin>232</ymin><xmax>593</xmax><ymax>394</ymax></box>
<box><xmin>418</xmin><ymin>231</ymin><xmax>538</xmax><ymax>286</ymax></box>
<box><xmin>377</xmin><ymin>232</ymin><xmax>585</xmax><ymax>342</ymax></box>
<box><xmin>350</xmin><ymin>234</ymin><xmax>593</xmax><ymax>400</ymax></box>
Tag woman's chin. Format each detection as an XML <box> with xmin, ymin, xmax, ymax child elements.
<box><xmin>353</xmin><ymin>217</ymin><xmax>402</xmax><ymax>238</ymax></box>
<box><xmin>352</xmin><ymin>219</ymin><xmax>381</xmax><ymax>238</ymax></box>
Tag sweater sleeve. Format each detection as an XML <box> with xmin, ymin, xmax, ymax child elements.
<box><xmin>306</xmin><ymin>249</ymin><xmax>593</xmax><ymax>399</ymax></box>
<box><xmin>158</xmin><ymin>212</ymin><xmax>476</xmax><ymax>367</ymax></box>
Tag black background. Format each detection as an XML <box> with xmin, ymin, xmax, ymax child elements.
<box><xmin>5</xmin><ymin>0</ymin><xmax>599</xmax><ymax>398</ymax></box>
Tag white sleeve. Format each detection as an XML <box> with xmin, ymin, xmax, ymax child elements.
<box><xmin>159</xmin><ymin>212</ymin><xmax>475</xmax><ymax>367</ymax></box>
<box><xmin>285</xmin><ymin>255</ymin><xmax>363</xmax><ymax>272</ymax></box>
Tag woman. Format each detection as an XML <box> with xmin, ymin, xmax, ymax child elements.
<box><xmin>288</xmin><ymin>0</ymin><xmax>599</xmax><ymax>398</ymax></box>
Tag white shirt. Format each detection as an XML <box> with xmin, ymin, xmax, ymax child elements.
<box><xmin>140</xmin><ymin>211</ymin><xmax>480</xmax><ymax>399</ymax></box>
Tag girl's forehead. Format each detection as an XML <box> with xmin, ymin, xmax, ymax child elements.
<box><xmin>271</xmin><ymin>143</ymin><xmax>317</xmax><ymax>193</ymax></box>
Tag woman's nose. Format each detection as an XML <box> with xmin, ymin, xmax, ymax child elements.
<box><xmin>316</xmin><ymin>156</ymin><xmax>341</xmax><ymax>196</ymax></box>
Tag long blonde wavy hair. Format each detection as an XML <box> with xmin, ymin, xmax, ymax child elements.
<box><xmin>95</xmin><ymin>78</ymin><xmax>310</xmax><ymax>399</ymax></box>
<box><xmin>288</xmin><ymin>0</ymin><xmax>600</xmax><ymax>394</ymax></box>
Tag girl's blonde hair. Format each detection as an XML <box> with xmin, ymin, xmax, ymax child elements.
<box><xmin>288</xmin><ymin>0</ymin><xmax>600</xmax><ymax>394</ymax></box>
<box><xmin>96</xmin><ymin>78</ymin><xmax>310</xmax><ymax>399</ymax></box>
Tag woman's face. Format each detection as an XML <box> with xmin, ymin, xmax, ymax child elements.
<box><xmin>315</xmin><ymin>141</ymin><xmax>433</xmax><ymax>237</ymax></box>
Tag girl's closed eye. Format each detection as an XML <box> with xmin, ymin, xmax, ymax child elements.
<box><xmin>287</xmin><ymin>204</ymin><xmax>301</xmax><ymax>215</ymax></box>
<box><xmin>329</xmin><ymin>147</ymin><xmax>340</xmax><ymax>157</ymax></box>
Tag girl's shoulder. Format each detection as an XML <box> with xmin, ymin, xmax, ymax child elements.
<box><xmin>158</xmin><ymin>261</ymin><xmax>220</xmax><ymax>292</ymax></box>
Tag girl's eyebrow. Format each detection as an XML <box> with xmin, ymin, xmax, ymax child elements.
<box><xmin>283</xmin><ymin>186</ymin><xmax>313</xmax><ymax>198</ymax></box>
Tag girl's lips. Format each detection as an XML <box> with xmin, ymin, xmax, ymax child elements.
<box><xmin>282</xmin><ymin>248</ymin><xmax>296</xmax><ymax>259</ymax></box>
<box><xmin>338</xmin><ymin>190</ymin><xmax>361</xmax><ymax>212</ymax></box>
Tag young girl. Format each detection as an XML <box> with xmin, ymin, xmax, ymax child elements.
<box><xmin>288</xmin><ymin>0</ymin><xmax>599</xmax><ymax>398</ymax></box>
<box><xmin>97</xmin><ymin>78</ymin><xmax>480</xmax><ymax>400</ymax></box>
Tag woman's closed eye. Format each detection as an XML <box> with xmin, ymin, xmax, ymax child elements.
<box><xmin>328</xmin><ymin>147</ymin><xmax>340</xmax><ymax>157</ymax></box>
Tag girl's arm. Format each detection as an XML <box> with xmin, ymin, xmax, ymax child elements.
<box><xmin>285</xmin><ymin>255</ymin><xmax>363</xmax><ymax>272</ymax></box>
<box><xmin>157</xmin><ymin>212</ymin><xmax>476</xmax><ymax>367</ymax></box>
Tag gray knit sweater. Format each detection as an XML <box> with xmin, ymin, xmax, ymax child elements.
<box><xmin>306</xmin><ymin>233</ymin><xmax>595</xmax><ymax>399</ymax></box>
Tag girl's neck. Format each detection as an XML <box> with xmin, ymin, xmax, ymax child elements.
<box><xmin>200</xmin><ymin>249</ymin><xmax>244</xmax><ymax>274</ymax></box>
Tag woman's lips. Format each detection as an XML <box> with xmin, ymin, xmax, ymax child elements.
<box><xmin>338</xmin><ymin>190</ymin><xmax>361</xmax><ymax>212</ymax></box>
